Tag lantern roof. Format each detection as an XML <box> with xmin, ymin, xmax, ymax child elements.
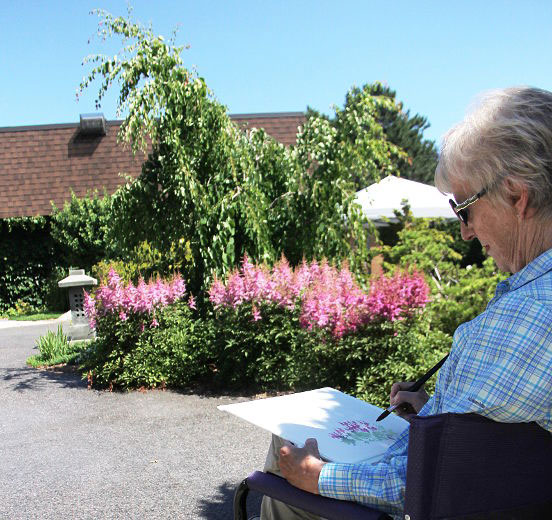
<box><xmin>58</xmin><ymin>269</ymin><xmax>97</xmax><ymax>288</ymax></box>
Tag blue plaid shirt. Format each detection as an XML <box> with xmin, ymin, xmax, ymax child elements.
<box><xmin>318</xmin><ymin>248</ymin><xmax>552</xmax><ymax>517</ymax></box>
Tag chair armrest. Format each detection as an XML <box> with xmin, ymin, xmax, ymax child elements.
<box><xmin>235</xmin><ymin>470</ymin><xmax>391</xmax><ymax>520</ymax></box>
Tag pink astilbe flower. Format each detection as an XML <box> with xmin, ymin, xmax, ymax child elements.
<box><xmin>84</xmin><ymin>270</ymin><xmax>188</xmax><ymax>330</ymax></box>
<box><xmin>270</xmin><ymin>256</ymin><xmax>296</xmax><ymax>308</ymax></box>
<box><xmin>299</xmin><ymin>262</ymin><xmax>372</xmax><ymax>338</ymax></box>
<box><xmin>225</xmin><ymin>269</ymin><xmax>246</xmax><ymax>307</ymax></box>
<box><xmin>169</xmin><ymin>275</ymin><xmax>187</xmax><ymax>303</ymax></box>
<box><xmin>252</xmin><ymin>304</ymin><xmax>262</xmax><ymax>322</ymax></box>
<box><xmin>366</xmin><ymin>270</ymin><xmax>429</xmax><ymax>322</ymax></box>
<box><xmin>208</xmin><ymin>277</ymin><xmax>226</xmax><ymax>306</ymax></box>
<box><xmin>83</xmin><ymin>291</ymin><xmax>97</xmax><ymax>329</ymax></box>
<box><xmin>107</xmin><ymin>268</ymin><xmax>122</xmax><ymax>289</ymax></box>
<box><xmin>208</xmin><ymin>255</ymin><xmax>430</xmax><ymax>339</ymax></box>
<box><xmin>133</xmin><ymin>278</ymin><xmax>152</xmax><ymax>314</ymax></box>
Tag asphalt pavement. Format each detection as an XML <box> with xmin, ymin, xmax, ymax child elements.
<box><xmin>0</xmin><ymin>319</ymin><xmax>268</xmax><ymax>519</ymax></box>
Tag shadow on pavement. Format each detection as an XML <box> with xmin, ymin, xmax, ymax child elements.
<box><xmin>197</xmin><ymin>481</ymin><xmax>262</xmax><ymax>519</ymax></box>
<box><xmin>1</xmin><ymin>364</ymin><xmax>86</xmax><ymax>392</ymax></box>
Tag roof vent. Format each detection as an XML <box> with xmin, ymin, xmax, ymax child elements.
<box><xmin>79</xmin><ymin>113</ymin><xmax>107</xmax><ymax>136</ymax></box>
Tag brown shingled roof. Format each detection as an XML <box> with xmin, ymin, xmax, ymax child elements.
<box><xmin>0</xmin><ymin>112</ymin><xmax>305</xmax><ymax>219</ymax></box>
<box><xmin>232</xmin><ymin>112</ymin><xmax>304</xmax><ymax>147</ymax></box>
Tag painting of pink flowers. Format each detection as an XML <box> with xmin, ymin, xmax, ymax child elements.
<box><xmin>329</xmin><ymin>420</ymin><xmax>397</xmax><ymax>445</ymax></box>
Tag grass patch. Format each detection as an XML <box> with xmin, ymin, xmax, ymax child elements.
<box><xmin>26</xmin><ymin>326</ymin><xmax>88</xmax><ymax>368</ymax></box>
<box><xmin>4</xmin><ymin>312</ymin><xmax>64</xmax><ymax>321</ymax></box>
<box><xmin>26</xmin><ymin>347</ymin><xmax>84</xmax><ymax>368</ymax></box>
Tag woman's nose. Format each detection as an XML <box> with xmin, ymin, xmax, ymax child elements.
<box><xmin>460</xmin><ymin>221</ymin><xmax>475</xmax><ymax>241</ymax></box>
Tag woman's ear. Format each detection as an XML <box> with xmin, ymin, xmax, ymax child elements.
<box><xmin>504</xmin><ymin>178</ymin><xmax>532</xmax><ymax>219</ymax></box>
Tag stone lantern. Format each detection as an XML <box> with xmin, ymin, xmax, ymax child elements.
<box><xmin>58</xmin><ymin>269</ymin><xmax>97</xmax><ymax>340</ymax></box>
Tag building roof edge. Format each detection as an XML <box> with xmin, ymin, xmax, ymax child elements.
<box><xmin>0</xmin><ymin>112</ymin><xmax>305</xmax><ymax>133</ymax></box>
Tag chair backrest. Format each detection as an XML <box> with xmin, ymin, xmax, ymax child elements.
<box><xmin>404</xmin><ymin>413</ymin><xmax>552</xmax><ymax>519</ymax></box>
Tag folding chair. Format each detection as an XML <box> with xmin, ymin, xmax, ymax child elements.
<box><xmin>234</xmin><ymin>413</ymin><xmax>552</xmax><ymax>520</ymax></box>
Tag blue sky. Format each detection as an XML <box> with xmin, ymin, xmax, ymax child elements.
<box><xmin>2</xmin><ymin>0</ymin><xmax>551</xmax><ymax>145</ymax></box>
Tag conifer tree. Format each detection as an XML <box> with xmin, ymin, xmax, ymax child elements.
<box><xmin>308</xmin><ymin>82</ymin><xmax>439</xmax><ymax>188</ymax></box>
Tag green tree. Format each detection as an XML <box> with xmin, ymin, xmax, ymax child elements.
<box><xmin>309</xmin><ymin>82</ymin><xmax>439</xmax><ymax>187</ymax></box>
<box><xmin>366</xmin><ymin>83</ymin><xmax>439</xmax><ymax>184</ymax></box>
<box><xmin>288</xmin><ymin>95</ymin><xmax>406</xmax><ymax>270</ymax></box>
<box><xmin>79</xmin><ymin>10</ymin><xmax>404</xmax><ymax>293</ymax></box>
<box><xmin>80</xmin><ymin>10</ymin><xmax>282</xmax><ymax>293</ymax></box>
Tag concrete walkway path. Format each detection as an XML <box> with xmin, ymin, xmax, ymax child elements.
<box><xmin>0</xmin><ymin>310</ymin><xmax>71</xmax><ymax>329</ymax></box>
<box><xmin>0</xmin><ymin>321</ymin><xmax>267</xmax><ymax>519</ymax></box>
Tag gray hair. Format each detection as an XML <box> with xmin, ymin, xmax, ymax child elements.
<box><xmin>435</xmin><ymin>86</ymin><xmax>552</xmax><ymax>219</ymax></box>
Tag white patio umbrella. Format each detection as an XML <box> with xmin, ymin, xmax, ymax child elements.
<box><xmin>355</xmin><ymin>175</ymin><xmax>454</xmax><ymax>223</ymax></box>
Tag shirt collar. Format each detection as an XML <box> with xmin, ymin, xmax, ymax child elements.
<box><xmin>497</xmin><ymin>248</ymin><xmax>552</xmax><ymax>296</ymax></box>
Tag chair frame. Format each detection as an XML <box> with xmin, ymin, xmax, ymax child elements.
<box><xmin>234</xmin><ymin>413</ymin><xmax>552</xmax><ymax>520</ymax></box>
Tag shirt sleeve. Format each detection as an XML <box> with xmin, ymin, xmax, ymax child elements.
<box><xmin>318</xmin><ymin>426</ymin><xmax>409</xmax><ymax>516</ymax></box>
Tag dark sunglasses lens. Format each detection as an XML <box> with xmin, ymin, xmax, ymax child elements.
<box><xmin>449</xmin><ymin>199</ymin><xmax>468</xmax><ymax>224</ymax></box>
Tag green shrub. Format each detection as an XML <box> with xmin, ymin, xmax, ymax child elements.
<box><xmin>130</xmin><ymin>302</ymin><xmax>215</xmax><ymax>388</ymax></box>
<box><xmin>79</xmin><ymin>305</ymin><xmax>146</xmax><ymax>388</ymax></box>
<box><xmin>352</xmin><ymin>317</ymin><xmax>451</xmax><ymax>407</ymax></box>
<box><xmin>50</xmin><ymin>190</ymin><xmax>116</xmax><ymax>272</ymax></box>
<box><xmin>0</xmin><ymin>217</ymin><xmax>66</xmax><ymax>313</ymax></box>
<box><xmin>427</xmin><ymin>257</ymin><xmax>506</xmax><ymax>336</ymax></box>
<box><xmin>207</xmin><ymin>302</ymin><xmax>450</xmax><ymax>406</ymax></box>
<box><xmin>206</xmin><ymin>302</ymin><xmax>312</xmax><ymax>391</ymax></box>
<box><xmin>91</xmin><ymin>239</ymin><xmax>193</xmax><ymax>286</ymax></box>
<box><xmin>379</xmin><ymin>216</ymin><xmax>462</xmax><ymax>292</ymax></box>
<box><xmin>4</xmin><ymin>300</ymin><xmax>37</xmax><ymax>318</ymax></box>
<box><xmin>128</xmin><ymin>300</ymin><xmax>448</xmax><ymax>404</ymax></box>
<box><xmin>81</xmin><ymin>301</ymin><xmax>213</xmax><ymax>389</ymax></box>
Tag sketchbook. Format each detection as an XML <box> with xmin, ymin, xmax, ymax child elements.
<box><xmin>218</xmin><ymin>387</ymin><xmax>409</xmax><ymax>464</ymax></box>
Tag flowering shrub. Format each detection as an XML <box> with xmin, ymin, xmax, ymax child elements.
<box><xmin>201</xmin><ymin>255</ymin><xmax>442</xmax><ymax>401</ymax></box>
<box><xmin>209</xmin><ymin>255</ymin><xmax>429</xmax><ymax>338</ymax></box>
<box><xmin>80</xmin><ymin>269</ymin><xmax>194</xmax><ymax>389</ymax></box>
<box><xmin>365</xmin><ymin>270</ymin><xmax>430</xmax><ymax>321</ymax></box>
<box><xmin>84</xmin><ymin>268</ymin><xmax>188</xmax><ymax>330</ymax></box>
<box><xmin>80</xmin><ymin>259</ymin><xmax>445</xmax><ymax>399</ymax></box>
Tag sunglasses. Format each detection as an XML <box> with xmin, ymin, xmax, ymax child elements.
<box><xmin>449</xmin><ymin>188</ymin><xmax>487</xmax><ymax>225</ymax></box>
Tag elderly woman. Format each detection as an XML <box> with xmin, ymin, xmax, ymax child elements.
<box><xmin>260</xmin><ymin>86</ymin><xmax>552</xmax><ymax>520</ymax></box>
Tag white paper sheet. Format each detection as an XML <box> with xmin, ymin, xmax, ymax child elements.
<box><xmin>218</xmin><ymin>387</ymin><xmax>409</xmax><ymax>463</ymax></box>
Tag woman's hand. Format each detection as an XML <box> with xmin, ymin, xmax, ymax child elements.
<box><xmin>278</xmin><ymin>438</ymin><xmax>325</xmax><ymax>494</ymax></box>
<box><xmin>389</xmin><ymin>382</ymin><xmax>430</xmax><ymax>420</ymax></box>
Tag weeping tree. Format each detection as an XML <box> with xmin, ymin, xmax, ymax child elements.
<box><xmin>79</xmin><ymin>9</ymin><xmax>405</xmax><ymax>294</ymax></box>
